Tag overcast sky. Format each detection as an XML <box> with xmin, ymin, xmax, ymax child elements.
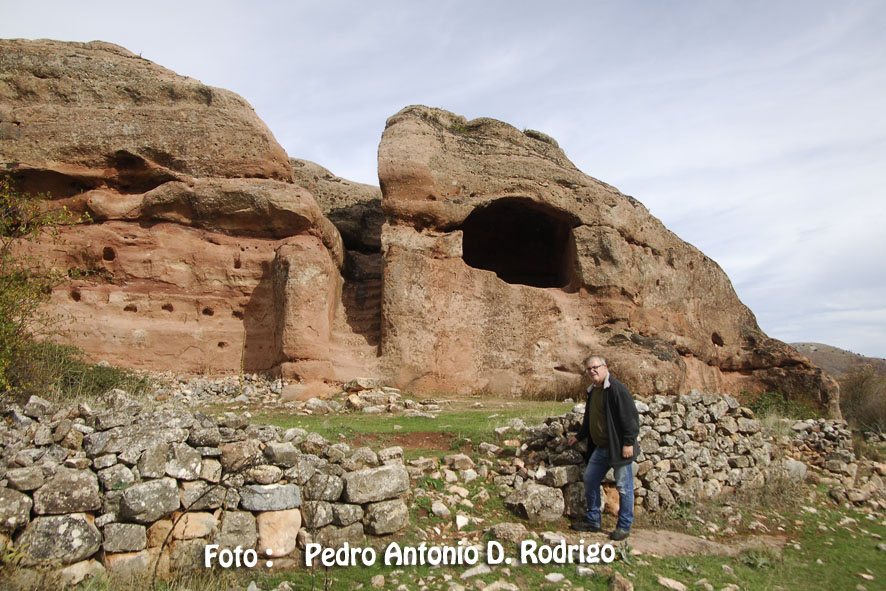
<box><xmin>3</xmin><ymin>0</ymin><xmax>885</xmax><ymax>358</ymax></box>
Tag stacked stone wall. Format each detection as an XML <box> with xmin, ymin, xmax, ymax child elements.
<box><xmin>501</xmin><ymin>392</ymin><xmax>883</xmax><ymax>520</ymax></box>
<box><xmin>0</xmin><ymin>393</ymin><xmax>410</xmax><ymax>583</ymax></box>
<box><xmin>2</xmin><ymin>388</ymin><xmax>883</xmax><ymax>586</ymax></box>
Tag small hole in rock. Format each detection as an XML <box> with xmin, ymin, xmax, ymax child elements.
<box><xmin>102</xmin><ymin>246</ymin><xmax>116</xmax><ymax>261</ymax></box>
<box><xmin>232</xmin><ymin>310</ymin><xmax>244</xmax><ymax>319</ymax></box>
<box><xmin>234</xmin><ymin>257</ymin><xmax>242</xmax><ymax>269</ymax></box>
<box><xmin>162</xmin><ymin>303</ymin><xmax>174</xmax><ymax>312</ymax></box>
<box><xmin>217</xmin><ymin>342</ymin><xmax>228</xmax><ymax>348</ymax></box>
<box><xmin>124</xmin><ymin>304</ymin><xmax>137</xmax><ymax>312</ymax></box>
<box><xmin>202</xmin><ymin>307</ymin><xmax>214</xmax><ymax>316</ymax></box>
<box><xmin>70</xmin><ymin>290</ymin><xmax>81</xmax><ymax>302</ymax></box>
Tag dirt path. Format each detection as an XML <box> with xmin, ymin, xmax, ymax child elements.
<box><xmin>558</xmin><ymin>529</ymin><xmax>786</xmax><ymax>558</ymax></box>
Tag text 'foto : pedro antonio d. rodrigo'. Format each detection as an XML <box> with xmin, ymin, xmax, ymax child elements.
<box><xmin>303</xmin><ymin>540</ymin><xmax>617</xmax><ymax>567</ymax></box>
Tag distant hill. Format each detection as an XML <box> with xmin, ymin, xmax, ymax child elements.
<box><xmin>791</xmin><ymin>342</ymin><xmax>886</xmax><ymax>377</ymax></box>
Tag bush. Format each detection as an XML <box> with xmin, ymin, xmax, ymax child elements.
<box><xmin>0</xmin><ymin>176</ymin><xmax>82</xmax><ymax>394</ymax></box>
<box><xmin>746</xmin><ymin>391</ymin><xmax>820</xmax><ymax>420</ymax></box>
<box><xmin>9</xmin><ymin>340</ymin><xmax>152</xmax><ymax>403</ymax></box>
<box><xmin>840</xmin><ymin>363</ymin><xmax>886</xmax><ymax>435</ymax></box>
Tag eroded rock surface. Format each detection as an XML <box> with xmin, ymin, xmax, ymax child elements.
<box><xmin>377</xmin><ymin>105</ymin><xmax>838</xmax><ymax>412</ymax></box>
<box><xmin>0</xmin><ymin>39</ymin><xmax>291</xmax><ymax>183</ymax></box>
<box><xmin>291</xmin><ymin>158</ymin><xmax>383</xmax><ymax>253</ymax></box>
<box><xmin>1</xmin><ymin>39</ymin><xmax>345</xmax><ymax>379</ymax></box>
<box><xmin>1</xmin><ymin>39</ymin><xmax>837</xmax><ymax>410</ymax></box>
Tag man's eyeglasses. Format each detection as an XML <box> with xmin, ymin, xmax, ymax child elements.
<box><xmin>585</xmin><ymin>364</ymin><xmax>605</xmax><ymax>373</ymax></box>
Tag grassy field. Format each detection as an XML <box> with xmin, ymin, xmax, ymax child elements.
<box><xmin>251</xmin><ymin>398</ymin><xmax>575</xmax><ymax>460</ymax></box>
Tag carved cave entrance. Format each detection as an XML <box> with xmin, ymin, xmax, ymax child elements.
<box><xmin>459</xmin><ymin>198</ymin><xmax>576</xmax><ymax>290</ymax></box>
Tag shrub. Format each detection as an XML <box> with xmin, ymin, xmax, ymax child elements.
<box><xmin>746</xmin><ymin>391</ymin><xmax>820</xmax><ymax>420</ymax></box>
<box><xmin>840</xmin><ymin>362</ymin><xmax>886</xmax><ymax>435</ymax></box>
<box><xmin>0</xmin><ymin>176</ymin><xmax>82</xmax><ymax>394</ymax></box>
<box><xmin>10</xmin><ymin>340</ymin><xmax>152</xmax><ymax>403</ymax></box>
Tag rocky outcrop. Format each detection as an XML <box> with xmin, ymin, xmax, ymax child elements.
<box><xmin>2</xmin><ymin>39</ymin><xmax>837</xmax><ymax>409</ymax></box>
<box><xmin>1</xmin><ymin>39</ymin><xmax>347</xmax><ymax>380</ymax></box>
<box><xmin>291</xmin><ymin>158</ymin><xmax>383</xmax><ymax>254</ymax></box>
<box><xmin>377</xmin><ymin>105</ymin><xmax>838</xmax><ymax>413</ymax></box>
<box><xmin>289</xmin><ymin>159</ymin><xmax>385</xmax><ymax>381</ymax></box>
<box><xmin>0</xmin><ymin>39</ymin><xmax>291</xmax><ymax>183</ymax></box>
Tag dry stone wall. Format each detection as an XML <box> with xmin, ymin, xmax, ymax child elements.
<box><xmin>0</xmin><ymin>393</ymin><xmax>411</xmax><ymax>582</ymax></box>
<box><xmin>498</xmin><ymin>391</ymin><xmax>884</xmax><ymax>521</ymax></box>
<box><xmin>2</xmin><ymin>388</ymin><xmax>883</xmax><ymax>586</ymax></box>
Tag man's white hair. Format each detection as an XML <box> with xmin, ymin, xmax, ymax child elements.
<box><xmin>583</xmin><ymin>354</ymin><xmax>607</xmax><ymax>366</ymax></box>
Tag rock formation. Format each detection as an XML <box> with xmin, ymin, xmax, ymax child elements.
<box><xmin>377</xmin><ymin>106</ymin><xmax>838</xmax><ymax>413</ymax></box>
<box><xmin>1</xmin><ymin>39</ymin><xmax>838</xmax><ymax>413</ymax></box>
<box><xmin>1</xmin><ymin>39</ymin><xmax>350</xmax><ymax>382</ymax></box>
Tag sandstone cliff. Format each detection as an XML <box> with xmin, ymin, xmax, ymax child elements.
<box><xmin>1</xmin><ymin>39</ymin><xmax>346</xmax><ymax>381</ymax></box>
<box><xmin>1</xmin><ymin>40</ymin><xmax>837</xmax><ymax>413</ymax></box>
<box><xmin>377</xmin><ymin>106</ymin><xmax>838</xmax><ymax>413</ymax></box>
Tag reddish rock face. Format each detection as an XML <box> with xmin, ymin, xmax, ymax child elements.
<box><xmin>0</xmin><ymin>39</ymin><xmax>292</xmax><ymax>187</ymax></box>
<box><xmin>2</xmin><ymin>40</ymin><xmax>838</xmax><ymax>414</ymax></box>
<box><xmin>377</xmin><ymin>106</ymin><xmax>838</xmax><ymax>414</ymax></box>
<box><xmin>1</xmin><ymin>39</ymin><xmax>344</xmax><ymax>380</ymax></box>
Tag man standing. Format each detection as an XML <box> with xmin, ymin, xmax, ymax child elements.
<box><xmin>566</xmin><ymin>355</ymin><xmax>639</xmax><ymax>541</ymax></box>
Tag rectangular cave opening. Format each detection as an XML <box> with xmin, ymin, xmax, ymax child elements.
<box><xmin>459</xmin><ymin>197</ymin><xmax>577</xmax><ymax>290</ymax></box>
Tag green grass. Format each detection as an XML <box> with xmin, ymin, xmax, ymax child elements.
<box><xmin>3</xmin><ymin>340</ymin><xmax>152</xmax><ymax>405</ymax></box>
<box><xmin>251</xmin><ymin>401</ymin><xmax>574</xmax><ymax>459</ymax></box>
<box><xmin>745</xmin><ymin>391</ymin><xmax>822</xmax><ymax>420</ymax></box>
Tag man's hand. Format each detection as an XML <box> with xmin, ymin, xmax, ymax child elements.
<box><xmin>566</xmin><ymin>435</ymin><xmax>577</xmax><ymax>447</ymax></box>
<box><xmin>622</xmin><ymin>445</ymin><xmax>633</xmax><ymax>458</ymax></box>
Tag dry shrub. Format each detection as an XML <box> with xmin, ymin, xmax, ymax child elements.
<box><xmin>839</xmin><ymin>362</ymin><xmax>886</xmax><ymax>435</ymax></box>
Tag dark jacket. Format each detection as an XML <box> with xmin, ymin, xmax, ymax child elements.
<box><xmin>576</xmin><ymin>375</ymin><xmax>640</xmax><ymax>467</ymax></box>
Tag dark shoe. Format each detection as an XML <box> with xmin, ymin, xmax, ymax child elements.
<box><xmin>570</xmin><ymin>521</ymin><xmax>601</xmax><ymax>532</ymax></box>
<box><xmin>609</xmin><ymin>528</ymin><xmax>630</xmax><ymax>541</ymax></box>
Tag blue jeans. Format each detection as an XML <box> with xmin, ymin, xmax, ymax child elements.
<box><xmin>583</xmin><ymin>447</ymin><xmax>634</xmax><ymax>531</ymax></box>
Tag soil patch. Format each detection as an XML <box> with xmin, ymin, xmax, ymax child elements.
<box><xmin>352</xmin><ymin>430</ymin><xmax>457</xmax><ymax>451</ymax></box>
<box><xmin>560</xmin><ymin>529</ymin><xmax>787</xmax><ymax>558</ymax></box>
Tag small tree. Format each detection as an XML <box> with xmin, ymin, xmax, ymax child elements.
<box><xmin>840</xmin><ymin>362</ymin><xmax>886</xmax><ymax>435</ymax></box>
<box><xmin>0</xmin><ymin>176</ymin><xmax>80</xmax><ymax>392</ymax></box>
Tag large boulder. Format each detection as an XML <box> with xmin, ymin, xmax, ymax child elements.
<box><xmin>376</xmin><ymin>105</ymin><xmax>839</xmax><ymax>413</ymax></box>
<box><xmin>342</xmin><ymin>464</ymin><xmax>409</xmax><ymax>503</ymax></box>
<box><xmin>0</xmin><ymin>39</ymin><xmax>291</xmax><ymax>182</ymax></box>
<box><xmin>32</xmin><ymin>468</ymin><xmax>101</xmax><ymax>515</ymax></box>
<box><xmin>291</xmin><ymin>158</ymin><xmax>384</xmax><ymax>253</ymax></box>
<box><xmin>18</xmin><ymin>514</ymin><xmax>102</xmax><ymax>566</ymax></box>
<box><xmin>1</xmin><ymin>39</ymin><xmax>343</xmax><ymax>379</ymax></box>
